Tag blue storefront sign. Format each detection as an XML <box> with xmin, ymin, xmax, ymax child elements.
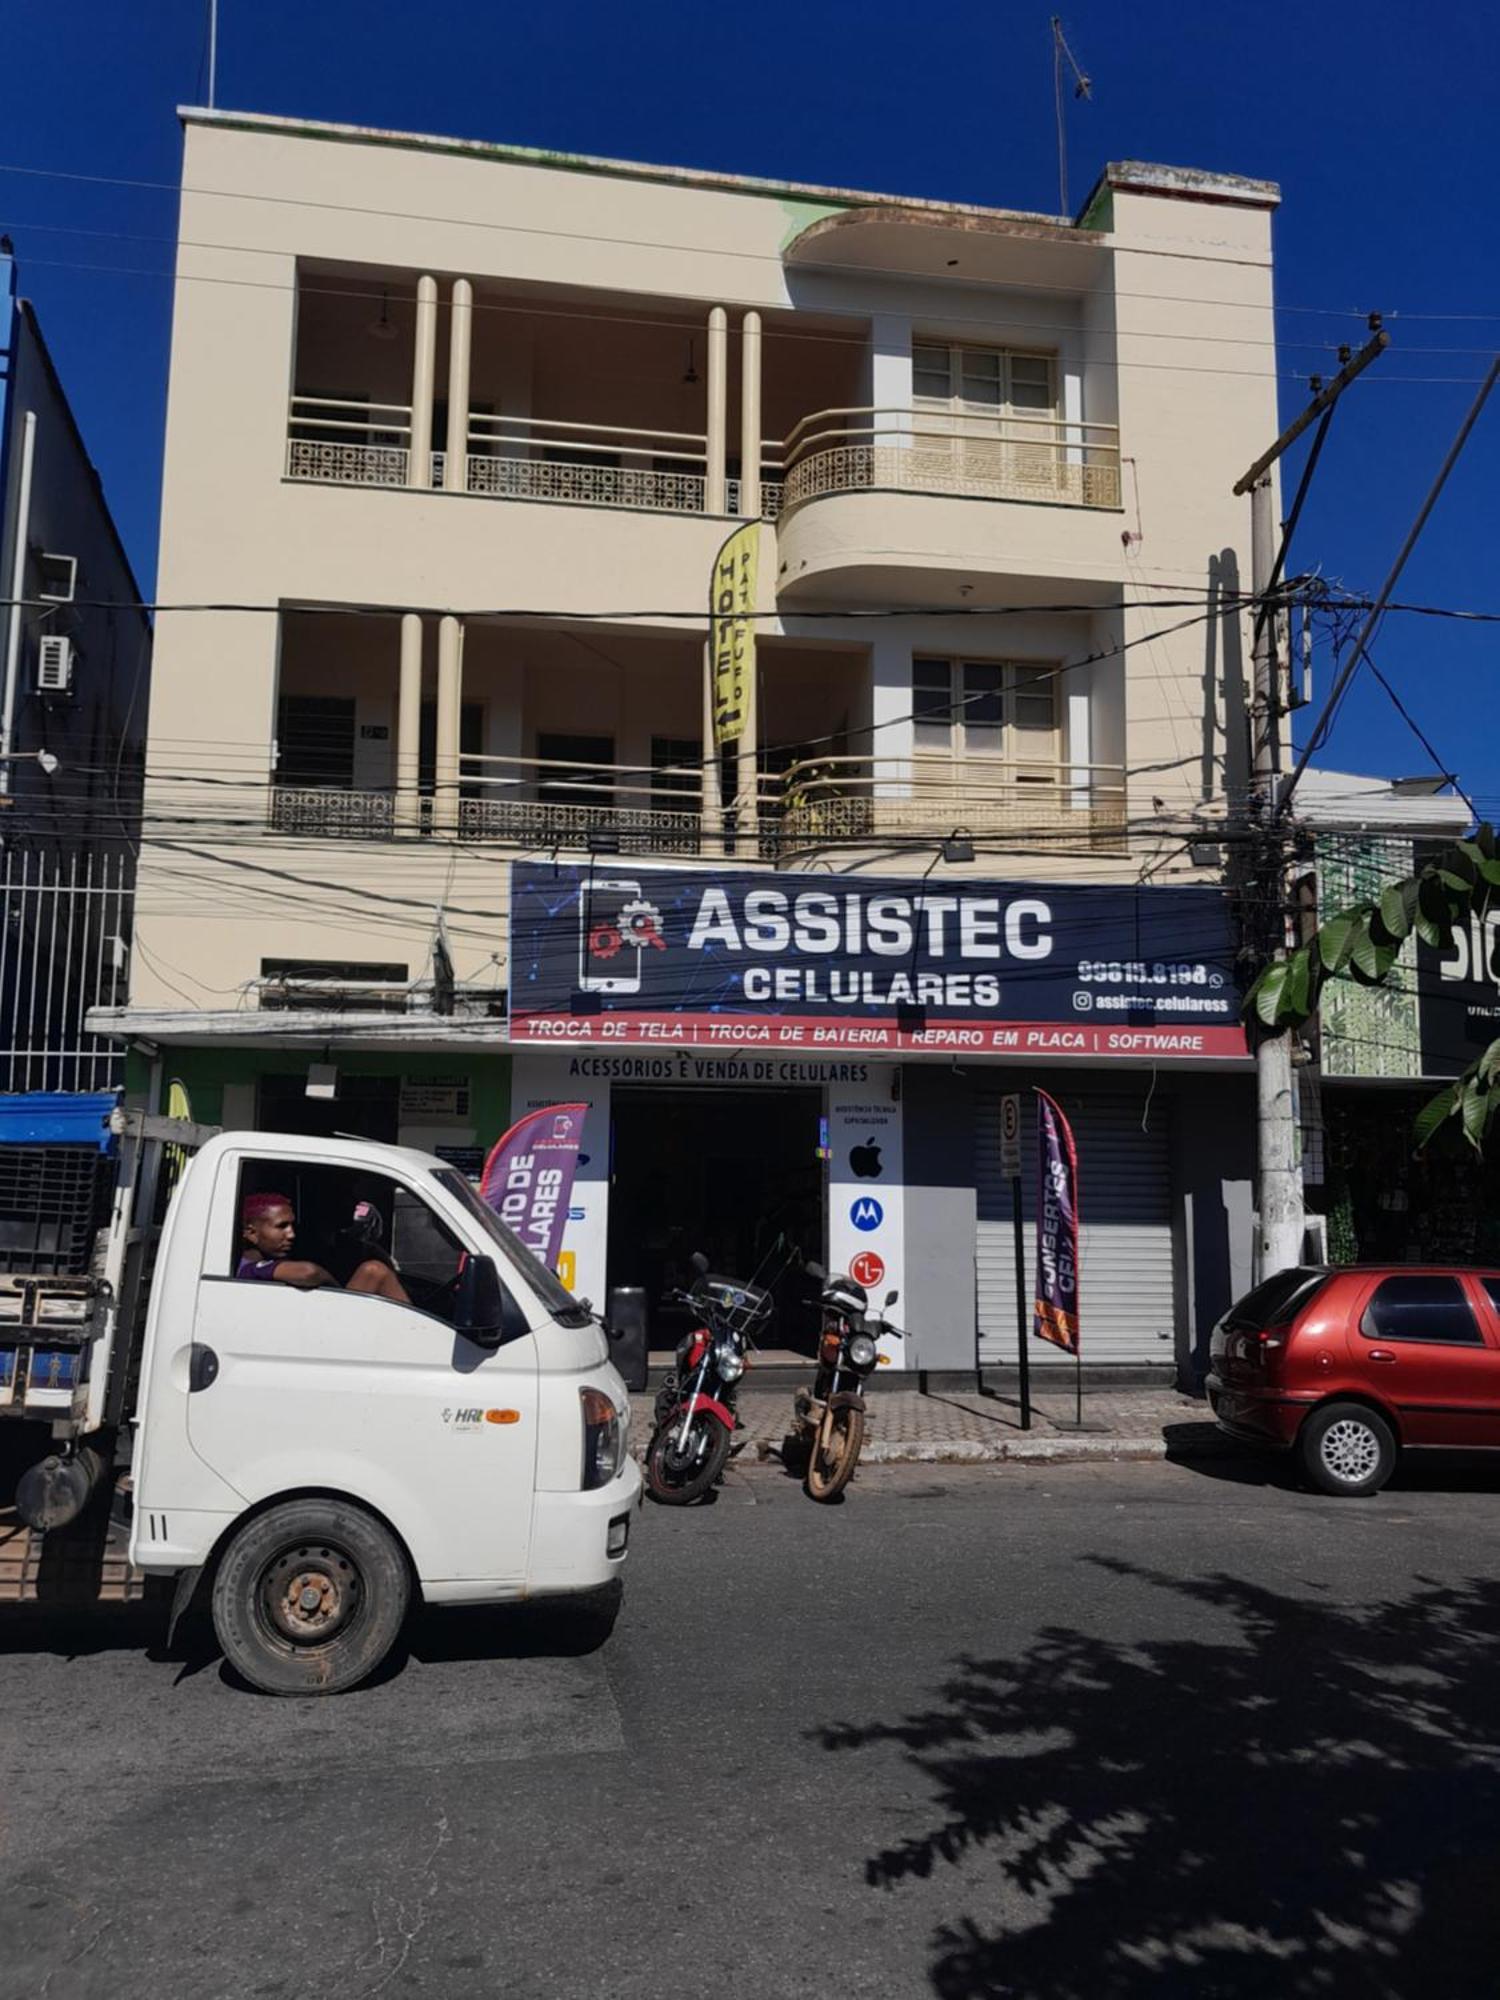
<box><xmin>508</xmin><ymin>863</ymin><xmax>1247</xmax><ymax>1061</ymax></box>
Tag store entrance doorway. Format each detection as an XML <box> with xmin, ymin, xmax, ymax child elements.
<box><xmin>608</xmin><ymin>1086</ymin><xmax>824</xmax><ymax>1352</ymax></box>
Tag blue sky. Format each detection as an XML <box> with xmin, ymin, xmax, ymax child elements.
<box><xmin>1</xmin><ymin>0</ymin><xmax>1495</xmax><ymax>804</ymax></box>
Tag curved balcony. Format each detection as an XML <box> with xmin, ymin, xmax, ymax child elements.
<box><xmin>774</xmin><ymin>406</ymin><xmax>1126</xmax><ymax>602</ymax></box>
<box><xmin>773</xmin><ymin>752</ymin><xmax>1128</xmax><ymax>856</ymax></box>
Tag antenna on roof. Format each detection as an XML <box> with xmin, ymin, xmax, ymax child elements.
<box><xmin>1050</xmin><ymin>15</ymin><xmax>1092</xmax><ymax>217</ymax></box>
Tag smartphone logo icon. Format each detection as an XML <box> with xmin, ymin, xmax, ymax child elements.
<box><xmin>580</xmin><ymin>878</ymin><xmax>644</xmax><ymax>994</ymax></box>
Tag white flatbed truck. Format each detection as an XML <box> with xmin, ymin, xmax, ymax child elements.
<box><xmin>0</xmin><ymin>1113</ymin><xmax>640</xmax><ymax>1693</ymax></box>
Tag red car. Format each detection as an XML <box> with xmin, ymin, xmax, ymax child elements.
<box><xmin>1207</xmin><ymin>1265</ymin><xmax>1500</xmax><ymax>1496</ymax></box>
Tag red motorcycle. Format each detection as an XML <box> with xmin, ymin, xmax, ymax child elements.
<box><xmin>644</xmin><ymin>1256</ymin><xmax>772</xmax><ymax>1505</ymax></box>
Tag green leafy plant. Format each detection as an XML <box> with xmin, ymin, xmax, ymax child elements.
<box><xmin>1246</xmin><ymin>823</ymin><xmax>1499</xmax><ymax>1154</ymax></box>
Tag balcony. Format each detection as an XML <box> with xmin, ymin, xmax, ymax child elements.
<box><xmin>268</xmin><ymin>609</ymin><xmax>1123</xmax><ymax>861</ymax></box>
<box><xmin>781</xmin><ymin>407</ymin><xmax>1122</xmax><ymax>514</ymax></box>
<box><xmin>265</xmin><ymin>750</ymin><xmax>1126</xmax><ymax>859</ymax></box>
<box><xmin>286</xmin><ymin>398</ymin><xmax>784</xmax><ymax>519</ymax></box>
<box><xmin>774</xmin><ymin>753</ymin><xmax>1128</xmax><ymax>856</ymax></box>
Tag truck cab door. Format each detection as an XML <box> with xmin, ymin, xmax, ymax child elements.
<box><xmin>184</xmin><ymin>1155</ymin><xmax>541</xmax><ymax>1585</ymax></box>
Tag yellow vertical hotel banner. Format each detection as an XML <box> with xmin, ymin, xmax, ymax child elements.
<box><xmin>709</xmin><ymin>521</ymin><xmax>759</xmax><ymax>748</ymax></box>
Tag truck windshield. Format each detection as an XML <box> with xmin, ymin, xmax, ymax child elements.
<box><xmin>432</xmin><ymin>1170</ymin><xmax>594</xmax><ymax>1329</ymax></box>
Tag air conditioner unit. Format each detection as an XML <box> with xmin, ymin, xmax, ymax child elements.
<box><xmin>36</xmin><ymin>636</ymin><xmax>74</xmax><ymax>694</ymax></box>
<box><xmin>36</xmin><ymin>553</ymin><xmax>78</xmax><ymax>604</ymax></box>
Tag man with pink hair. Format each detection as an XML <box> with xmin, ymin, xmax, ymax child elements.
<box><xmin>238</xmin><ymin>1192</ymin><xmax>409</xmax><ymax>1303</ymax></box>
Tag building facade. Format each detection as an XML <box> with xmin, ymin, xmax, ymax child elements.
<box><xmin>1294</xmin><ymin>771</ymin><xmax>1495</xmax><ymax>1270</ymax></box>
<box><xmin>0</xmin><ymin>247</ymin><xmax>152</xmax><ymax>1269</ymax></box>
<box><xmin>101</xmin><ymin>110</ymin><xmax>1289</xmax><ymax>1376</ymax></box>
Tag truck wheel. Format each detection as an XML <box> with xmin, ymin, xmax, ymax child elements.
<box><xmin>1297</xmin><ymin>1402</ymin><xmax>1396</xmax><ymax>1498</ymax></box>
<box><xmin>211</xmin><ymin>1499</ymin><xmax>410</xmax><ymax>1695</ymax></box>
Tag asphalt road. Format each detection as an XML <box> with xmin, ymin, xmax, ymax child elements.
<box><xmin>5</xmin><ymin>1449</ymin><xmax>1500</xmax><ymax>2000</ymax></box>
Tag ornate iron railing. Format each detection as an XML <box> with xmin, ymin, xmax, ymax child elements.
<box><xmin>268</xmin><ymin>788</ymin><xmax>396</xmax><ymax>837</ymax></box>
<box><xmin>779</xmin><ymin>407</ymin><xmax>1122</xmax><ymax>512</ymax></box>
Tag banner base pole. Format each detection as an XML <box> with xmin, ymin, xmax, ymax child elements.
<box><xmin>1012</xmin><ymin>1173</ymin><xmax>1031</xmax><ymax>1431</ymax></box>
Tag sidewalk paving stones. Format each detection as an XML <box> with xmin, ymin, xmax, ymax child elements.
<box><xmin>629</xmin><ymin>1384</ymin><xmax>1229</xmax><ymax>1467</ymax></box>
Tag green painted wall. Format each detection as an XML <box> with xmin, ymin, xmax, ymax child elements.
<box><xmin>125</xmin><ymin>1047</ymin><xmax>512</xmax><ymax>1139</ymax></box>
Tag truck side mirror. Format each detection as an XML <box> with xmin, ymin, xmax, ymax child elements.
<box><xmin>453</xmin><ymin>1254</ymin><xmax>511</xmax><ymax>1347</ymax></box>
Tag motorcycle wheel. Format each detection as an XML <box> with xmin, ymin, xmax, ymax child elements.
<box><xmin>645</xmin><ymin>1413</ymin><xmax>732</xmax><ymax>1506</ymax></box>
<box><xmin>805</xmin><ymin>1403</ymin><xmax>865</xmax><ymax>1503</ymax></box>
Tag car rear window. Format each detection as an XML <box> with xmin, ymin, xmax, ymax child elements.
<box><xmin>1223</xmin><ymin>1268</ymin><xmax>1326</xmax><ymax>1331</ymax></box>
<box><xmin>1361</xmin><ymin>1275</ymin><xmax>1484</xmax><ymax>1346</ymax></box>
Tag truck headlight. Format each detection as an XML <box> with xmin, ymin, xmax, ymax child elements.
<box><xmin>580</xmin><ymin>1387</ymin><xmax>623</xmax><ymax>1489</ymax></box>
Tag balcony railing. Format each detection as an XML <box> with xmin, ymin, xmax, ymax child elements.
<box><xmin>774</xmin><ymin>753</ymin><xmax>1128</xmax><ymax>852</ymax></box>
<box><xmin>269</xmin><ymin>787</ymin><xmax>396</xmax><ymax>837</ymax></box>
<box><xmin>458</xmin><ymin>749</ymin><xmax>706</xmax><ymax>853</ymax></box>
<box><xmin>286</xmin><ymin>396</ymin><xmax>413</xmax><ymax>487</ymax></box>
<box><xmin>265</xmin><ymin>748</ymin><xmax>1126</xmax><ymax>856</ymax></box>
<box><xmin>286</xmin><ymin>398</ymin><xmax>783</xmax><ymax>517</ymax></box>
<box><xmin>779</xmin><ymin>407</ymin><xmax>1122</xmax><ymax>512</ymax></box>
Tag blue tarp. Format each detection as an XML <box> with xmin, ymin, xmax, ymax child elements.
<box><xmin>0</xmin><ymin>1092</ymin><xmax>119</xmax><ymax>1153</ymax></box>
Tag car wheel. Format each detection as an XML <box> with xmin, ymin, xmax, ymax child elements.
<box><xmin>211</xmin><ymin>1498</ymin><xmax>410</xmax><ymax>1695</ymax></box>
<box><xmin>1297</xmin><ymin>1402</ymin><xmax>1396</xmax><ymax>1498</ymax></box>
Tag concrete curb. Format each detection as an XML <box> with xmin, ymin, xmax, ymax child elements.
<box><xmin>744</xmin><ymin>1428</ymin><xmax>1230</xmax><ymax>1468</ymax></box>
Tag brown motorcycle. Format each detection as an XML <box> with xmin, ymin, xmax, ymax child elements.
<box><xmin>794</xmin><ymin>1264</ymin><xmax>899</xmax><ymax>1501</ymax></box>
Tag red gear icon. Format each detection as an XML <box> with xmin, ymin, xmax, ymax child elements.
<box><xmin>588</xmin><ymin>924</ymin><xmax>623</xmax><ymax>960</ymax></box>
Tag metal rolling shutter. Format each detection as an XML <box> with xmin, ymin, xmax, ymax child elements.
<box><xmin>975</xmin><ymin>1080</ymin><xmax>1177</xmax><ymax>1368</ymax></box>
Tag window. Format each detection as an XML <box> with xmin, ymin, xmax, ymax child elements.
<box><xmin>914</xmin><ymin>344</ymin><xmax>1057</xmax><ymax>425</ymax></box>
<box><xmin>537</xmin><ymin>732</ymin><xmax>615</xmax><ymax>810</ymax></box>
<box><xmin>1223</xmin><ymin>1269</ymin><xmax>1328</xmax><ymax>1331</ymax></box>
<box><xmin>275</xmin><ymin>696</ymin><xmax>355</xmax><ymax>789</ymax></box>
<box><xmin>1484</xmin><ymin>1277</ymin><xmax>1500</xmax><ymax>1318</ymax></box>
<box><xmin>1360</xmin><ymin>1275</ymin><xmax>1484</xmax><ymax>1346</ymax></box>
<box><xmin>229</xmin><ymin>1161</ymin><xmax>470</xmax><ymax>1324</ymax></box>
<box><xmin>651</xmin><ymin>736</ymin><xmax>701</xmax><ymax>803</ymax></box>
<box><xmin>435</xmin><ymin>1168</ymin><xmax>593</xmax><ymax>1328</ymax></box>
<box><xmin>911</xmin><ymin>658</ymin><xmax>1059</xmax><ymax>767</ymax></box>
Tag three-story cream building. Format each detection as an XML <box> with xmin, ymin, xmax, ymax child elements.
<box><xmin>106</xmin><ymin>109</ymin><xmax>1284</xmax><ymax>1378</ymax></box>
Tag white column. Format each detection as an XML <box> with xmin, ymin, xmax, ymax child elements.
<box><xmin>1067</xmin><ymin>684</ymin><xmax>1092</xmax><ymax>815</ymax></box>
<box><xmin>739</xmin><ymin>310</ymin><xmax>762</xmax><ymax>518</ymax></box>
<box><xmin>444</xmin><ymin>278</ymin><xmax>473</xmax><ymax>494</ymax></box>
<box><xmin>498</xmin><ymin>324</ymin><xmax>534</xmax><ymax>464</ymax></box>
<box><xmin>868</xmin><ymin>313</ymin><xmax>913</xmax><ymax>462</ymax></box>
<box><xmin>396</xmin><ymin>614</ymin><xmax>423</xmax><ymax>832</ymax></box>
<box><xmin>706</xmin><ymin>306</ymin><xmax>728</xmax><ymax>513</ymax></box>
<box><xmin>409</xmin><ymin>274</ymin><xmax>438</xmax><ymax>489</ymax></box>
<box><xmin>869</xmin><ymin>634</ymin><xmax>914</xmax><ymax>802</ymax></box>
<box><xmin>434</xmin><ymin>614</ymin><xmax>462</xmax><ymax>833</ymax></box>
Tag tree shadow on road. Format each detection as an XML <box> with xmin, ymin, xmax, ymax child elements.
<box><xmin>813</xmin><ymin>1558</ymin><xmax>1500</xmax><ymax>1997</ymax></box>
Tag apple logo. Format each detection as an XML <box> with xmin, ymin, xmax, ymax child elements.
<box><xmin>850</xmin><ymin>1139</ymin><xmax>883</xmax><ymax>1179</ymax></box>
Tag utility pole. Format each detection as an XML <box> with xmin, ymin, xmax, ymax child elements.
<box><xmin>1232</xmin><ymin>325</ymin><xmax>1387</xmax><ymax>1281</ymax></box>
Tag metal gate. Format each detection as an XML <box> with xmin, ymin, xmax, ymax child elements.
<box><xmin>0</xmin><ymin>846</ymin><xmax>131</xmax><ymax>1093</ymax></box>
<box><xmin>975</xmin><ymin>1079</ymin><xmax>1177</xmax><ymax>1369</ymax></box>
